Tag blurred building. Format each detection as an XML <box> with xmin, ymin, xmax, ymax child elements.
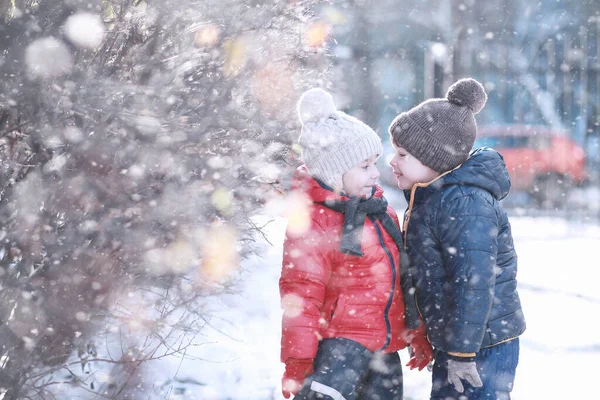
<box><xmin>322</xmin><ymin>0</ymin><xmax>600</xmax><ymax>183</ymax></box>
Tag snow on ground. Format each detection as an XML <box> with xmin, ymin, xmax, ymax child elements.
<box><xmin>507</xmin><ymin>217</ymin><xmax>600</xmax><ymax>400</ymax></box>
<box><xmin>148</xmin><ymin>192</ymin><xmax>600</xmax><ymax>399</ymax></box>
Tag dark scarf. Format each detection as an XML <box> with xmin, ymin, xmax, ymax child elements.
<box><xmin>317</xmin><ymin>196</ymin><xmax>420</xmax><ymax>330</ymax></box>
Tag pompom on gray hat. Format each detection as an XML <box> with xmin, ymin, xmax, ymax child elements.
<box><xmin>297</xmin><ymin>88</ymin><xmax>383</xmax><ymax>189</ymax></box>
<box><xmin>389</xmin><ymin>78</ymin><xmax>488</xmax><ymax>173</ymax></box>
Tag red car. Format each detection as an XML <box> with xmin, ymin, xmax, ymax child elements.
<box><xmin>475</xmin><ymin>125</ymin><xmax>587</xmax><ymax>207</ymax></box>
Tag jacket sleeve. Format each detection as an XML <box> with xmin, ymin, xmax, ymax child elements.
<box><xmin>436</xmin><ymin>193</ymin><xmax>498</xmax><ymax>354</ymax></box>
<box><xmin>280</xmin><ymin>219</ymin><xmax>333</xmax><ymax>363</ymax></box>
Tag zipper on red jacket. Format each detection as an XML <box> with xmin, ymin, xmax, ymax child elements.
<box><xmin>368</xmin><ymin>216</ymin><xmax>396</xmax><ymax>351</ymax></box>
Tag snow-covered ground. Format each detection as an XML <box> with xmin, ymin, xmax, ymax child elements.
<box><xmin>146</xmin><ymin>190</ymin><xmax>600</xmax><ymax>400</ymax></box>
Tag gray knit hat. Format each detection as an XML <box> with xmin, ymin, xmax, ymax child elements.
<box><xmin>389</xmin><ymin>78</ymin><xmax>487</xmax><ymax>173</ymax></box>
<box><xmin>297</xmin><ymin>88</ymin><xmax>383</xmax><ymax>189</ymax></box>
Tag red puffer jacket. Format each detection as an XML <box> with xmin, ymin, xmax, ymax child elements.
<box><xmin>280</xmin><ymin>166</ymin><xmax>427</xmax><ymax>364</ymax></box>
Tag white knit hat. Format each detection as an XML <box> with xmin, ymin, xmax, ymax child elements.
<box><xmin>297</xmin><ymin>88</ymin><xmax>383</xmax><ymax>189</ymax></box>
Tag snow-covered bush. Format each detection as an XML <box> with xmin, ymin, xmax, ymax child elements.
<box><xmin>0</xmin><ymin>0</ymin><xmax>329</xmax><ymax>398</ymax></box>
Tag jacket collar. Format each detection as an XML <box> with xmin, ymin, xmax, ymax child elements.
<box><xmin>402</xmin><ymin>147</ymin><xmax>511</xmax><ymax>205</ymax></box>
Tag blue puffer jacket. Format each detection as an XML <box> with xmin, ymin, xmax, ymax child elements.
<box><xmin>403</xmin><ymin>148</ymin><xmax>526</xmax><ymax>354</ymax></box>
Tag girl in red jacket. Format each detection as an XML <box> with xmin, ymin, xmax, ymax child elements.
<box><xmin>280</xmin><ymin>88</ymin><xmax>432</xmax><ymax>400</ymax></box>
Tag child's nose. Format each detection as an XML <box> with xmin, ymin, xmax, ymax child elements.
<box><xmin>389</xmin><ymin>156</ymin><xmax>396</xmax><ymax>168</ymax></box>
<box><xmin>372</xmin><ymin>166</ymin><xmax>380</xmax><ymax>180</ymax></box>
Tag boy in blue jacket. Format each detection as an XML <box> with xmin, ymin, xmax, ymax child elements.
<box><xmin>387</xmin><ymin>78</ymin><xmax>526</xmax><ymax>400</ymax></box>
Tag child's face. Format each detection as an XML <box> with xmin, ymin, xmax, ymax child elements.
<box><xmin>342</xmin><ymin>155</ymin><xmax>380</xmax><ymax>197</ymax></box>
<box><xmin>389</xmin><ymin>144</ymin><xmax>439</xmax><ymax>190</ymax></box>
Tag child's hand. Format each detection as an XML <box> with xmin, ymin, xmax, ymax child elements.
<box><xmin>447</xmin><ymin>359</ymin><xmax>483</xmax><ymax>392</ymax></box>
<box><xmin>405</xmin><ymin>336</ymin><xmax>434</xmax><ymax>371</ymax></box>
<box><xmin>282</xmin><ymin>358</ymin><xmax>314</xmax><ymax>398</ymax></box>
<box><xmin>406</xmin><ymin>352</ymin><xmax>432</xmax><ymax>371</ymax></box>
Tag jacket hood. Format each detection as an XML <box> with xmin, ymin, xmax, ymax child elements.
<box><xmin>291</xmin><ymin>165</ymin><xmax>385</xmax><ymax>202</ymax></box>
<box><xmin>445</xmin><ymin>147</ymin><xmax>511</xmax><ymax>200</ymax></box>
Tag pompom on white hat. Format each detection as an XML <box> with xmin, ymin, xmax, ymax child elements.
<box><xmin>297</xmin><ymin>88</ymin><xmax>383</xmax><ymax>190</ymax></box>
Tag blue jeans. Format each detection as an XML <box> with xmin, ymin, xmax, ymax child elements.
<box><xmin>431</xmin><ymin>338</ymin><xmax>520</xmax><ymax>400</ymax></box>
<box><xmin>295</xmin><ymin>337</ymin><xmax>403</xmax><ymax>400</ymax></box>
